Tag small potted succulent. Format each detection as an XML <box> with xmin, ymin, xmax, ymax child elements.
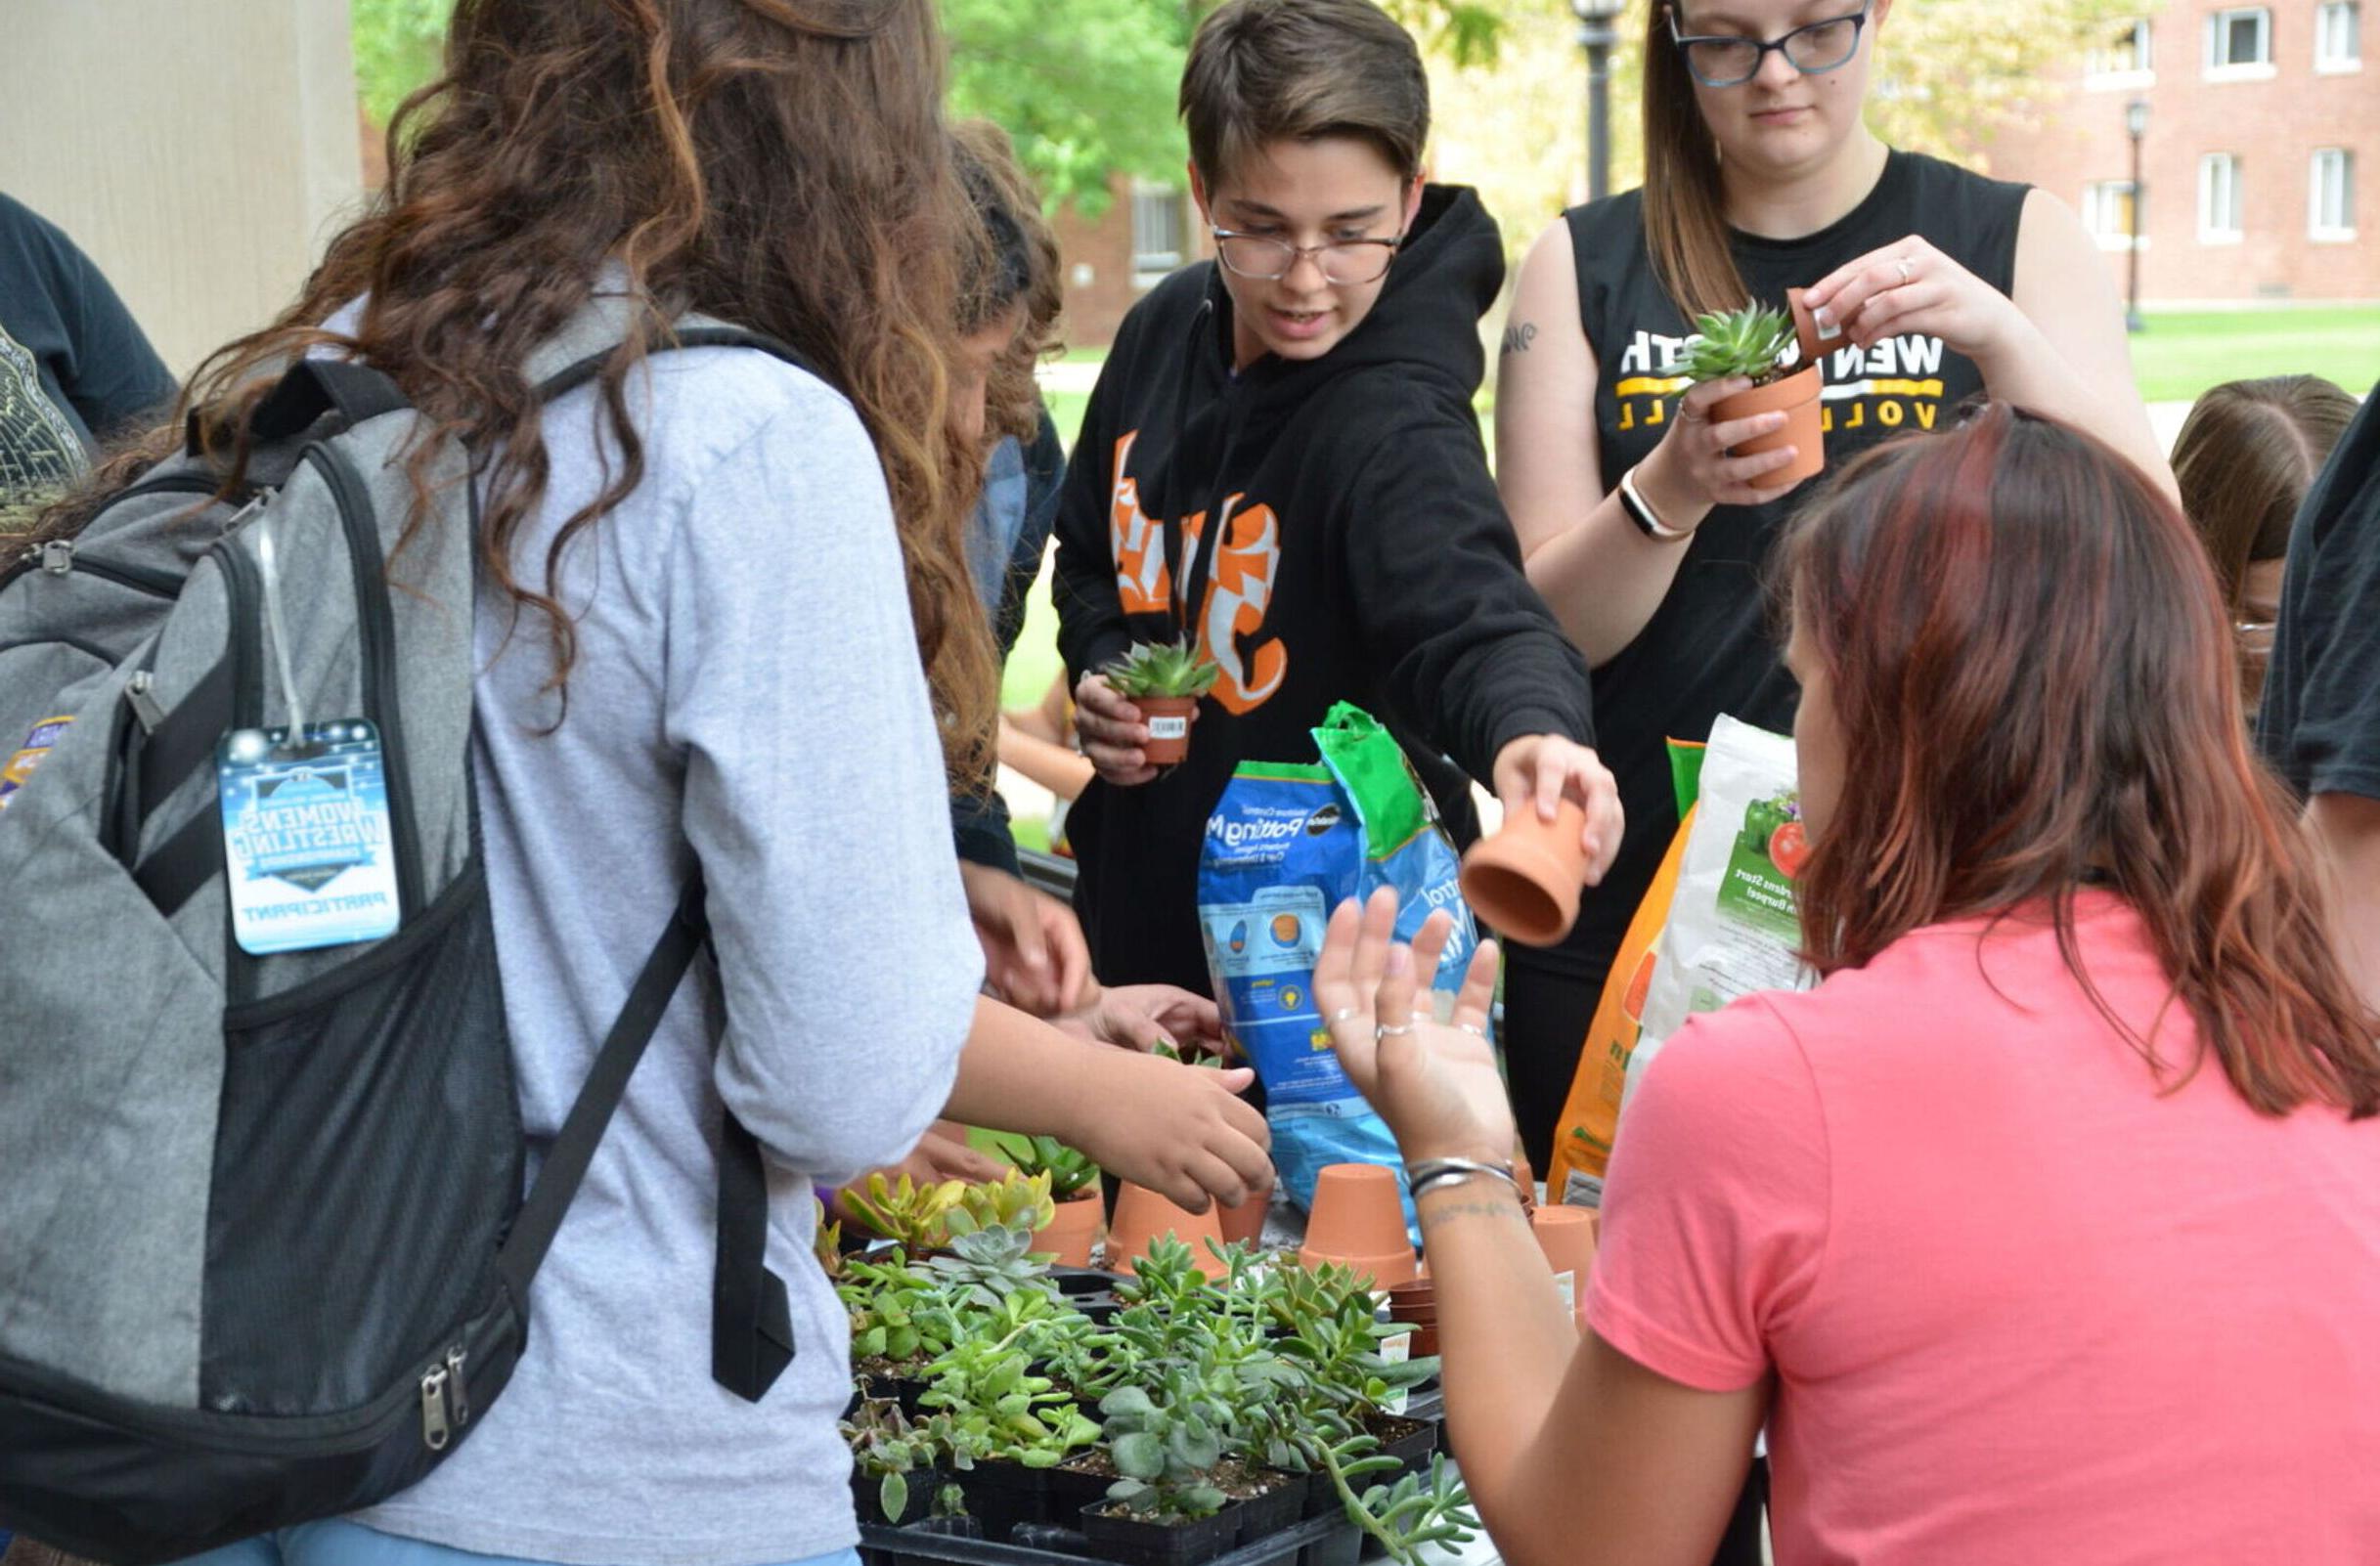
<box><xmin>1680</xmin><ymin>303</ymin><xmax>1825</xmax><ymax>491</ymax></box>
<box><xmin>1009</xmin><ymin>1136</ymin><xmax>1104</xmax><ymax>1269</ymax></box>
<box><xmin>1100</xmin><ymin>637</ymin><xmax>1219</xmax><ymax>766</ymax></box>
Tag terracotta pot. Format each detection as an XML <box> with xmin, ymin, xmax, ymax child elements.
<box><xmin>1532</xmin><ymin>1205</ymin><xmax>1598</xmax><ymax>1329</ymax></box>
<box><xmin>1410</xmin><ymin>1325</ymin><xmax>1441</xmax><ymax>1357</ymax></box>
<box><xmin>1136</xmin><ymin>695</ymin><xmax>1197</xmax><ymax>766</ymax></box>
<box><xmin>1217</xmin><ymin>1176</ymin><xmax>1273</xmax><ymax>1249</ymax></box>
<box><xmin>1785</xmin><ymin>286</ymin><xmax>1841</xmax><ymax>374</ymax></box>
<box><xmin>1459</xmin><ymin>798</ymin><xmax>1590</xmax><ymax>947</ymax></box>
<box><xmin>1106</xmin><ymin>1182</ymin><xmax>1227</xmax><ymax>1279</ymax></box>
<box><xmin>1297</xmin><ymin>1162</ymin><xmax>1417</xmax><ymax>1288</ymax></box>
<box><xmin>1712</xmin><ymin>363</ymin><xmax>1824</xmax><ymax>491</ymax></box>
<box><xmin>1031</xmin><ymin>1189</ymin><xmax>1102</xmax><ymax>1269</ymax></box>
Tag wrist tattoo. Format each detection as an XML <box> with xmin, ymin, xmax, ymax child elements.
<box><xmin>1500</xmin><ymin>322</ymin><xmax>1539</xmax><ymax>356</ymax></box>
<box><xmin>1417</xmin><ymin>1198</ymin><xmax>1529</xmax><ymax>1235</ymax></box>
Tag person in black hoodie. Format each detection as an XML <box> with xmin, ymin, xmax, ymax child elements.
<box><xmin>1051</xmin><ymin>0</ymin><xmax>1620</xmax><ymax>998</ymax></box>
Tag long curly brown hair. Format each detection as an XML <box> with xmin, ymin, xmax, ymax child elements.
<box><xmin>60</xmin><ymin>0</ymin><xmax>997</xmax><ymax>783</ymax></box>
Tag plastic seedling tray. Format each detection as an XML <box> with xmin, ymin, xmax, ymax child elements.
<box><xmin>859</xmin><ymin>1510</ymin><xmax>1360</xmax><ymax>1566</ymax></box>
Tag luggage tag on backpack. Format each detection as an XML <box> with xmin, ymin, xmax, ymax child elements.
<box><xmin>216</xmin><ymin>720</ymin><xmax>402</xmax><ymax>955</ymax></box>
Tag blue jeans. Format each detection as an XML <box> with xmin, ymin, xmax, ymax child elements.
<box><xmin>179</xmin><ymin>1521</ymin><xmax>861</xmax><ymax>1566</ymax></box>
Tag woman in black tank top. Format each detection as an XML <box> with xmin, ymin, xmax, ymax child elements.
<box><xmin>1491</xmin><ymin>0</ymin><xmax>2174</xmax><ymax>1177</ymax></box>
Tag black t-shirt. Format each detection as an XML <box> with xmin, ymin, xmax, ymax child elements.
<box><xmin>1521</xmin><ymin>150</ymin><xmax>2028</xmax><ymax>986</ymax></box>
<box><xmin>0</xmin><ymin>192</ymin><xmax>177</xmax><ymax>521</ymax></box>
<box><xmin>2258</xmin><ymin>382</ymin><xmax>2380</xmax><ymax>800</ymax></box>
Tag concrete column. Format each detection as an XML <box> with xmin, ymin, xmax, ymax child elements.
<box><xmin>0</xmin><ymin>0</ymin><xmax>365</xmax><ymax>377</ymax></box>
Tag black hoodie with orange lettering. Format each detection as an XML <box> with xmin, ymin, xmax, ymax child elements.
<box><xmin>1051</xmin><ymin>185</ymin><xmax>1594</xmax><ymax>993</ymax></box>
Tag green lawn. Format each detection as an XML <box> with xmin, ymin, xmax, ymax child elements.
<box><xmin>2129</xmin><ymin>307</ymin><xmax>2380</xmax><ymax>404</ymax></box>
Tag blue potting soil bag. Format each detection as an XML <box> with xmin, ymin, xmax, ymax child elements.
<box><xmin>1198</xmin><ymin>704</ymin><xmax>1482</xmax><ymax>1221</ymax></box>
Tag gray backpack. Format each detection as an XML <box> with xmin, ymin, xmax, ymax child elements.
<box><xmin>0</xmin><ymin>311</ymin><xmax>811</xmax><ymax>1564</ymax></box>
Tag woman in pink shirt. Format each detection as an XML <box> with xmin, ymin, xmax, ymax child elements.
<box><xmin>1315</xmin><ymin>404</ymin><xmax>2380</xmax><ymax>1566</ymax></box>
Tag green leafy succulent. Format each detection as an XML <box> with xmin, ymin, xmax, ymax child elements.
<box><xmin>1679</xmin><ymin>304</ymin><xmax>1796</xmax><ymax>386</ymax></box>
<box><xmin>1007</xmin><ymin>1136</ymin><xmax>1101</xmax><ymax>1201</ymax></box>
<box><xmin>1102</xmin><ymin>637</ymin><xmax>1221</xmax><ymax>699</ymax></box>
<box><xmin>1097</xmin><ymin>1379</ymin><xmax>1232</xmax><ymax>1520</ymax></box>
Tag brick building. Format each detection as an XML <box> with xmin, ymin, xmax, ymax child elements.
<box><xmin>1981</xmin><ymin>0</ymin><xmax>2373</xmax><ymax>304</ymax></box>
<box><xmin>1051</xmin><ymin>178</ymin><xmax>1211</xmax><ymax>350</ymax></box>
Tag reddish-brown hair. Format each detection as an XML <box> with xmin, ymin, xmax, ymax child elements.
<box><xmin>1782</xmin><ymin>405</ymin><xmax>2380</xmax><ymax>1117</ymax></box>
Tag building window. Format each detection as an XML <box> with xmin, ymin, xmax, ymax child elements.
<box><xmin>2199</xmin><ymin>154</ymin><xmax>2245</xmax><ymax>241</ymax></box>
<box><xmin>2316</xmin><ymin>1</ymin><xmax>2361</xmax><ymax>68</ymax></box>
<box><xmin>2083</xmin><ymin>180</ymin><xmax>2141</xmax><ymax>248</ymax></box>
<box><xmin>2204</xmin><ymin>5</ymin><xmax>2275</xmax><ymax>74</ymax></box>
<box><xmin>2311</xmin><ymin>149</ymin><xmax>2358</xmax><ymax>239</ymax></box>
<box><xmin>2087</xmin><ymin>17</ymin><xmax>2155</xmax><ymax>83</ymax></box>
<box><xmin>1130</xmin><ymin>183</ymin><xmax>1187</xmax><ymax>283</ymax></box>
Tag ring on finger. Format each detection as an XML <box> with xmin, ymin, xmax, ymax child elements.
<box><xmin>1328</xmin><ymin>1006</ymin><xmax>1357</xmax><ymax>1024</ymax></box>
<box><xmin>1456</xmin><ymin>1022</ymin><xmax>1486</xmax><ymax>1037</ymax></box>
<box><xmin>1375</xmin><ymin>1020</ymin><xmax>1417</xmax><ymax>1039</ymax></box>
<box><xmin>1893</xmin><ymin>256</ymin><xmax>1914</xmax><ymax>284</ymax></box>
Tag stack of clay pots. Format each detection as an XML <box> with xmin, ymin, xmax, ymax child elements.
<box><xmin>1296</xmin><ymin>1162</ymin><xmax>1417</xmax><ymax>1288</ymax></box>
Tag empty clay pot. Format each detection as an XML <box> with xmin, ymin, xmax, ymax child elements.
<box><xmin>1298</xmin><ymin>1162</ymin><xmax>1418</xmax><ymax>1288</ymax></box>
<box><xmin>1532</xmin><ymin>1205</ymin><xmax>1599</xmax><ymax>1329</ymax></box>
<box><xmin>1032</xmin><ymin>1189</ymin><xmax>1102</xmax><ymax>1270</ymax></box>
<box><xmin>1712</xmin><ymin>363</ymin><xmax>1825</xmax><ymax>491</ymax></box>
<box><xmin>1785</xmin><ymin>286</ymin><xmax>1841</xmax><ymax>375</ymax></box>
<box><xmin>1136</xmin><ymin>695</ymin><xmax>1197</xmax><ymax>765</ymax></box>
<box><xmin>1460</xmin><ymin>799</ymin><xmax>1590</xmax><ymax>947</ymax></box>
<box><xmin>1385</xmin><ymin>1279</ymin><xmax>1436</xmax><ymax>1324</ymax></box>
<box><xmin>1106</xmin><ymin>1182</ymin><xmax>1227</xmax><ymax>1279</ymax></box>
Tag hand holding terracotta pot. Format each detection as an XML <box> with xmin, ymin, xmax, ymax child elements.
<box><xmin>1468</xmin><ymin>735</ymin><xmax>1623</xmax><ymax>946</ymax></box>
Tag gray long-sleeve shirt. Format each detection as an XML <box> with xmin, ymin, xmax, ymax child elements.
<box><xmin>353</xmin><ymin>344</ymin><xmax>980</xmax><ymax>1565</ymax></box>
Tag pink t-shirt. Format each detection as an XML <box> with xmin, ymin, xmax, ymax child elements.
<box><xmin>1588</xmin><ymin>892</ymin><xmax>2380</xmax><ymax>1565</ymax></box>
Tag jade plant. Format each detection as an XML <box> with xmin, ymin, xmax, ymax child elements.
<box><xmin>843</xmin><ymin>1172</ymin><xmax>966</xmax><ymax>1253</ymax></box>
<box><xmin>844</xmin><ymin>1169</ymin><xmax>1055</xmax><ymax>1253</ymax></box>
<box><xmin>1100</xmin><ymin>637</ymin><xmax>1220</xmax><ymax>700</ymax></box>
<box><xmin>1680</xmin><ymin>304</ymin><xmax>1795</xmax><ymax>387</ymax></box>
<box><xmin>1007</xmin><ymin>1136</ymin><xmax>1100</xmax><ymax>1202</ymax></box>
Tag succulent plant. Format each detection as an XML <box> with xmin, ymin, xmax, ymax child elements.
<box><xmin>844</xmin><ymin>1171</ymin><xmax>969</xmax><ymax>1253</ymax></box>
<box><xmin>944</xmin><ymin>1169</ymin><xmax>1058</xmax><ymax>1241</ymax></box>
<box><xmin>1102</xmin><ymin>636</ymin><xmax>1221</xmax><ymax>700</ymax></box>
<box><xmin>1008</xmin><ymin>1135</ymin><xmax>1101</xmax><ymax>1201</ymax></box>
<box><xmin>1679</xmin><ymin>303</ymin><xmax>1796</xmax><ymax>386</ymax></box>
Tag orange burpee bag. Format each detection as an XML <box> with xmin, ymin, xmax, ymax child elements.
<box><xmin>1545</xmin><ymin>739</ymin><xmax>1704</xmax><ymax>1209</ymax></box>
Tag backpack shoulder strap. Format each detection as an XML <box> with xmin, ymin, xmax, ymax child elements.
<box><xmin>185</xmin><ymin>358</ymin><xmax>412</xmax><ymax>457</ymax></box>
<box><xmin>493</xmin><ymin>874</ymin><xmax>794</xmax><ymax>1405</ymax></box>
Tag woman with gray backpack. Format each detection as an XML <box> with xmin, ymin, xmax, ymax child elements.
<box><xmin>0</xmin><ymin>2</ymin><xmax>1266</xmax><ymax>1565</ymax></box>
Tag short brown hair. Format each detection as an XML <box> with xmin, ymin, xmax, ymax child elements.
<box><xmin>2172</xmin><ymin>375</ymin><xmax>2358</xmax><ymax>613</ymax></box>
<box><xmin>1180</xmin><ymin>0</ymin><xmax>1430</xmax><ymax>188</ymax></box>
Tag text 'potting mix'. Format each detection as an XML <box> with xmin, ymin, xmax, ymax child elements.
<box><xmin>1200</xmin><ymin>707</ymin><xmax>1481</xmax><ymax>1211</ymax></box>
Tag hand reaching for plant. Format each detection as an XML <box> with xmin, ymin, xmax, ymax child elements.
<box><xmin>1068</xmin><ymin>1046</ymin><xmax>1273</xmax><ymax>1214</ymax></box>
<box><xmin>959</xmin><ymin>861</ymin><xmax>1093</xmax><ymax>1015</ymax></box>
<box><xmin>1055</xmin><ymin>982</ymin><xmax>1225</xmax><ymax>1055</ymax></box>
<box><xmin>1314</xmin><ymin>888</ymin><xmax>1516</xmax><ymax>1169</ymax></box>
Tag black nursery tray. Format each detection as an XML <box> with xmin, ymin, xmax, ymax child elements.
<box><xmin>859</xmin><ymin>1511</ymin><xmax>1361</xmax><ymax>1566</ymax></box>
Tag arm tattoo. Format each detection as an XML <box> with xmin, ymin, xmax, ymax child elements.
<box><xmin>1500</xmin><ymin>322</ymin><xmax>1539</xmax><ymax>356</ymax></box>
<box><xmin>1417</xmin><ymin>1198</ymin><xmax>1531</xmax><ymax>1236</ymax></box>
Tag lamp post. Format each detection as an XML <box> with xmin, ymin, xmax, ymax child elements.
<box><xmin>2124</xmin><ymin>97</ymin><xmax>2148</xmax><ymax>332</ymax></box>
<box><xmin>1573</xmin><ymin>0</ymin><xmax>1627</xmax><ymax>202</ymax></box>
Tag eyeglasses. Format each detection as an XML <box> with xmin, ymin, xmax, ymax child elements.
<box><xmin>1667</xmin><ymin>2</ymin><xmax>1873</xmax><ymax>88</ymax></box>
<box><xmin>1211</xmin><ymin>229</ymin><xmax>1402</xmax><ymax>285</ymax></box>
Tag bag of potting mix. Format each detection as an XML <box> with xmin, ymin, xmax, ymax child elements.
<box><xmin>1198</xmin><ymin>703</ymin><xmax>1480</xmax><ymax>1217</ymax></box>
<box><xmin>1548</xmin><ymin>716</ymin><xmax>1814</xmax><ymax>1206</ymax></box>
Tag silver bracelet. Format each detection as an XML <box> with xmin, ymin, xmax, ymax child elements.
<box><xmin>1406</xmin><ymin>1157</ymin><xmax>1520</xmax><ymax>1201</ymax></box>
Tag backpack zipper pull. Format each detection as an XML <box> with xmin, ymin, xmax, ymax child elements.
<box><xmin>445</xmin><ymin>1346</ymin><xmax>471</xmax><ymax>1427</ymax></box>
<box><xmin>419</xmin><ymin>1366</ymin><xmax>452</xmax><ymax>1452</ymax></box>
<box><xmin>124</xmin><ymin>672</ymin><xmax>166</xmax><ymax>732</ymax></box>
<box><xmin>38</xmin><ymin>540</ymin><xmax>73</xmax><ymax>575</ymax></box>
